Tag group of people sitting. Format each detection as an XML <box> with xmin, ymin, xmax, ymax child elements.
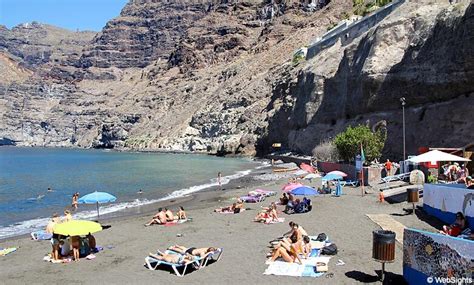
<box><xmin>442</xmin><ymin>163</ymin><xmax>470</xmax><ymax>183</ymax></box>
<box><xmin>145</xmin><ymin>206</ymin><xmax>187</xmax><ymax>226</ymax></box>
<box><xmin>254</xmin><ymin>202</ymin><xmax>279</xmax><ymax>223</ymax></box>
<box><xmin>279</xmin><ymin>193</ymin><xmax>312</xmax><ymax>214</ymax></box>
<box><xmin>214</xmin><ymin>198</ymin><xmax>244</xmax><ymax>214</ymax></box>
<box><xmin>149</xmin><ymin>245</ymin><xmax>217</xmax><ymax>265</ymax></box>
<box><xmin>49</xmin><ymin>233</ymin><xmax>96</xmax><ymax>263</ymax></box>
<box><xmin>267</xmin><ymin>221</ymin><xmax>311</xmax><ymax>264</ymax></box>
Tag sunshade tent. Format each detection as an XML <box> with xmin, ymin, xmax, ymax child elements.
<box><xmin>78</xmin><ymin>191</ymin><xmax>116</xmax><ymax>220</ymax></box>
<box><xmin>291</xmin><ymin>186</ymin><xmax>319</xmax><ymax>196</ymax></box>
<box><xmin>323</xmin><ymin>173</ymin><xmax>343</xmax><ymax>181</ymax></box>
<box><xmin>407</xmin><ymin>150</ymin><xmax>471</xmax><ymax>163</ymax></box>
<box><xmin>282</xmin><ymin>183</ymin><xmax>304</xmax><ymax>192</ymax></box>
<box><xmin>327</xmin><ymin>170</ymin><xmax>348</xmax><ymax>177</ymax></box>
<box><xmin>53</xmin><ymin>220</ymin><xmax>102</xmax><ymax>236</ymax></box>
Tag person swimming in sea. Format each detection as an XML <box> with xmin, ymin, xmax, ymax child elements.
<box><xmin>137</xmin><ymin>189</ymin><xmax>143</xmax><ymax>195</ymax></box>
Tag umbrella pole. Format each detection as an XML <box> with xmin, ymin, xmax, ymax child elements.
<box><xmin>96</xmin><ymin>202</ymin><xmax>99</xmax><ymax>221</ymax></box>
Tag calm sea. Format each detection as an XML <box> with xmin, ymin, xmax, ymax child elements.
<box><xmin>0</xmin><ymin>147</ymin><xmax>261</xmax><ymax>239</ymax></box>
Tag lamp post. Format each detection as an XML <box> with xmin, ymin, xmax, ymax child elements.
<box><xmin>400</xmin><ymin>97</ymin><xmax>406</xmax><ymax>162</ymax></box>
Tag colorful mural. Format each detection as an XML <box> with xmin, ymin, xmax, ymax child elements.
<box><xmin>403</xmin><ymin>228</ymin><xmax>474</xmax><ymax>285</ymax></box>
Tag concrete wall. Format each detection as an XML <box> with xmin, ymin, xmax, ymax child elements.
<box><xmin>306</xmin><ymin>0</ymin><xmax>406</xmax><ymax>59</ymax></box>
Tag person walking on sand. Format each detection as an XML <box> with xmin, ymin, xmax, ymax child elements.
<box><xmin>217</xmin><ymin>172</ymin><xmax>222</xmax><ymax>190</ymax></box>
<box><xmin>384</xmin><ymin>159</ymin><xmax>392</xmax><ymax>176</ymax></box>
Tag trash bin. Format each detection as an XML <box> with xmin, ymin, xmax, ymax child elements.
<box><xmin>372</xmin><ymin>230</ymin><xmax>396</xmax><ymax>263</ymax></box>
<box><xmin>407</xmin><ymin>188</ymin><xmax>419</xmax><ymax>203</ymax></box>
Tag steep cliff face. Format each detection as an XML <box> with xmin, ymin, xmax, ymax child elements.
<box><xmin>262</xmin><ymin>1</ymin><xmax>474</xmax><ymax>158</ymax></box>
<box><xmin>0</xmin><ymin>0</ymin><xmax>472</xmax><ymax>159</ymax></box>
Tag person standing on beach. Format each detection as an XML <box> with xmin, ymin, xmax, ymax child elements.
<box><xmin>384</xmin><ymin>159</ymin><xmax>392</xmax><ymax>176</ymax></box>
<box><xmin>217</xmin><ymin>172</ymin><xmax>222</xmax><ymax>190</ymax></box>
<box><xmin>71</xmin><ymin>192</ymin><xmax>79</xmax><ymax>211</ymax></box>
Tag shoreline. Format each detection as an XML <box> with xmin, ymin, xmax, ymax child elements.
<box><xmin>0</xmin><ymin>161</ymin><xmax>271</xmax><ymax>242</ymax></box>
<box><xmin>0</xmin><ymin>164</ymin><xmax>442</xmax><ymax>284</ymax></box>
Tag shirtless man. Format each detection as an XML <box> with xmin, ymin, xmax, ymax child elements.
<box><xmin>168</xmin><ymin>245</ymin><xmax>217</xmax><ymax>257</ymax></box>
<box><xmin>165</xmin><ymin>208</ymin><xmax>174</xmax><ymax>221</ymax></box>
<box><xmin>145</xmin><ymin>208</ymin><xmax>167</xmax><ymax>226</ymax></box>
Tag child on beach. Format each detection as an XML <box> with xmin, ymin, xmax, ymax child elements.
<box><xmin>64</xmin><ymin>210</ymin><xmax>72</xmax><ymax>222</ymax></box>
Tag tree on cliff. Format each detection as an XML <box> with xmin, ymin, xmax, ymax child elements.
<box><xmin>334</xmin><ymin>125</ymin><xmax>386</xmax><ymax>163</ymax></box>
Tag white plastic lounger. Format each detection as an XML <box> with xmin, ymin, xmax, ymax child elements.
<box><xmin>144</xmin><ymin>251</ymin><xmax>200</xmax><ymax>277</ymax></box>
<box><xmin>200</xmin><ymin>248</ymin><xmax>223</xmax><ymax>268</ymax></box>
<box><xmin>381</xmin><ymin>173</ymin><xmax>410</xmax><ymax>183</ymax></box>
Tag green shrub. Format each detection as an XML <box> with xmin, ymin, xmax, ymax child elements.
<box><xmin>333</xmin><ymin>125</ymin><xmax>386</xmax><ymax>162</ymax></box>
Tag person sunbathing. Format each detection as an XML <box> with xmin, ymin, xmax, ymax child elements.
<box><xmin>215</xmin><ymin>199</ymin><xmax>244</xmax><ymax>213</ymax></box>
<box><xmin>149</xmin><ymin>251</ymin><xmax>196</xmax><ymax>264</ymax></box>
<box><xmin>440</xmin><ymin>212</ymin><xmax>468</xmax><ymax>236</ymax></box>
<box><xmin>145</xmin><ymin>208</ymin><xmax>167</xmax><ymax>226</ymax></box>
<box><xmin>279</xmin><ymin>193</ymin><xmax>289</xmax><ymax>205</ymax></box>
<box><xmin>167</xmin><ymin>245</ymin><xmax>217</xmax><ymax>257</ymax></box>
<box><xmin>267</xmin><ymin>244</ymin><xmax>302</xmax><ymax>264</ymax></box>
<box><xmin>176</xmin><ymin>206</ymin><xmax>187</xmax><ymax>220</ymax></box>
<box><xmin>165</xmin><ymin>208</ymin><xmax>174</xmax><ymax>221</ymax></box>
<box><xmin>270</xmin><ymin>235</ymin><xmax>312</xmax><ymax>259</ymax></box>
<box><xmin>255</xmin><ymin>204</ymin><xmax>278</xmax><ymax>222</ymax></box>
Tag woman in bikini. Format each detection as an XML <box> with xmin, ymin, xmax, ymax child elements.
<box><xmin>176</xmin><ymin>206</ymin><xmax>187</xmax><ymax>220</ymax></box>
<box><xmin>167</xmin><ymin>245</ymin><xmax>217</xmax><ymax>257</ymax></box>
<box><xmin>267</xmin><ymin>243</ymin><xmax>302</xmax><ymax>264</ymax></box>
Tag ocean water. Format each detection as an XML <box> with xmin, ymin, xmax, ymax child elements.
<box><xmin>0</xmin><ymin>147</ymin><xmax>261</xmax><ymax>239</ymax></box>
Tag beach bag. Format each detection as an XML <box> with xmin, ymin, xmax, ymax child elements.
<box><xmin>316</xmin><ymin>233</ymin><xmax>327</xmax><ymax>242</ymax></box>
<box><xmin>79</xmin><ymin>238</ymin><xmax>91</xmax><ymax>257</ymax></box>
<box><xmin>321</xmin><ymin>244</ymin><xmax>338</xmax><ymax>255</ymax></box>
<box><xmin>315</xmin><ymin>262</ymin><xmax>328</xmax><ymax>272</ymax></box>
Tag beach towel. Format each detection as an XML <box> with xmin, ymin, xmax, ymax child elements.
<box><xmin>264</xmin><ymin>217</ymin><xmax>285</xmax><ymax>224</ymax></box>
<box><xmin>263</xmin><ymin>256</ymin><xmax>330</xmax><ymax>277</ymax></box>
<box><xmin>31</xmin><ymin>230</ymin><xmax>53</xmax><ymax>241</ymax></box>
<box><xmin>163</xmin><ymin>219</ymin><xmax>189</xmax><ymax>226</ymax></box>
<box><xmin>0</xmin><ymin>247</ymin><xmax>17</xmax><ymax>256</ymax></box>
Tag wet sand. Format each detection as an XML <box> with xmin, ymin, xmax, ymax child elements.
<box><xmin>0</xmin><ymin>168</ymin><xmax>440</xmax><ymax>284</ymax></box>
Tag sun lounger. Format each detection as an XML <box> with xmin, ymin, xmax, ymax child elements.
<box><xmin>145</xmin><ymin>250</ymin><xmax>200</xmax><ymax>276</ymax></box>
<box><xmin>31</xmin><ymin>230</ymin><xmax>53</xmax><ymax>240</ymax></box>
<box><xmin>250</xmin><ymin>189</ymin><xmax>276</xmax><ymax>197</ymax></box>
<box><xmin>340</xmin><ymin>180</ymin><xmax>358</xmax><ymax>187</ymax></box>
<box><xmin>240</xmin><ymin>194</ymin><xmax>265</xmax><ymax>203</ymax></box>
<box><xmin>199</xmin><ymin>248</ymin><xmax>223</xmax><ymax>268</ymax></box>
<box><xmin>381</xmin><ymin>173</ymin><xmax>410</xmax><ymax>183</ymax></box>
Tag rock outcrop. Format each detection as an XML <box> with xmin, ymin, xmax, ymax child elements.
<box><xmin>0</xmin><ymin>0</ymin><xmax>472</xmax><ymax>160</ymax></box>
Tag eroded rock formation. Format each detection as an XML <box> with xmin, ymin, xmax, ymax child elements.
<box><xmin>0</xmin><ymin>0</ymin><xmax>472</xmax><ymax>159</ymax></box>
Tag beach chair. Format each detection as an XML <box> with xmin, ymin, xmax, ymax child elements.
<box><xmin>240</xmin><ymin>194</ymin><xmax>265</xmax><ymax>203</ymax></box>
<box><xmin>253</xmin><ymin>189</ymin><xmax>276</xmax><ymax>197</ymax></box>
<box><xmin>144</xmin><ymin>250</ymin><xmax>200</xmax><ymax>277</ymax></box>
<box><xmin>200</xmin><ymin>248</ymin><xmax>223</xmax><ymax>268</ymax></box>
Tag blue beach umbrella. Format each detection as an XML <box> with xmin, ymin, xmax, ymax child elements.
<box><xmin>291</xmin><ymin>186</ymin><xmax>319</xmax><ymax>196</ymax></box>
<box><xmin>78</xmin><ymin>191</ymin><xmax>117</xmax><ymax>220</ymax></box>
<box><xmin>323</xmin><ymin>173</ymin><xmax>343</xmax><ymax>181</ymax></box>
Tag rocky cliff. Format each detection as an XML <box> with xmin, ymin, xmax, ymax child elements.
<box><xmin>0</xmin><ymin>0</ymin><xmax>472</xmax><ymax>159</ymax></box>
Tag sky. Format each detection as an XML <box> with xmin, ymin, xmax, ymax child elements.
<box><xmin>0</xmin><ymin>0</ymin><xmax>129</xmax><ymax>31</ymax></box>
